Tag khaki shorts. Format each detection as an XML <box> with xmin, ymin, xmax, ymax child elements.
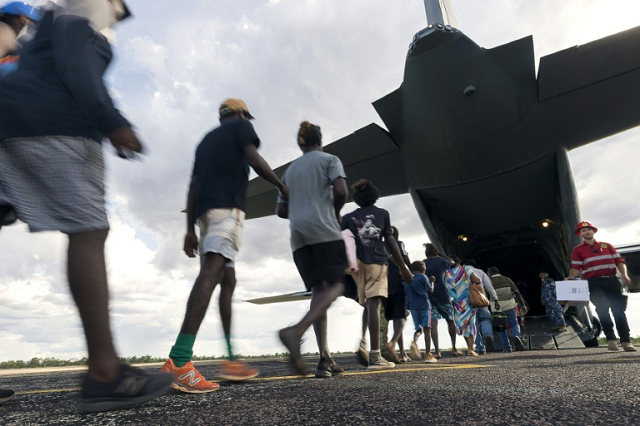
<box><xmin>353</xmin><ymin>261</ymin><xmax>388</xmax><ymax>305</ymax></box>
<box><xmin>197</xmin><ymin>208</ymin><xmax>245</xmax><ymax>266</ymax></box>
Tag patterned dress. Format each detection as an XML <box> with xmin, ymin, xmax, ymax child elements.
<box><xmin>445</xmin><ymin>266</ymin><xmax>477</xmax><ymax>337</ymax></box>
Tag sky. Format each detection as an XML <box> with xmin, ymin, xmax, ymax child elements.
<box><xmin>1</xmin><ymin>0</ymin><xmax>640</xmax><ymax>362</ymax></box>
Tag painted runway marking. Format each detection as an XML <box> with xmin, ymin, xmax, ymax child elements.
<box><xmin>248</xmin><ymin>363</ymin><xmax>491</xmax><ymax>381</ymax></box>
<box><xmin>597</xmin><ymin>357</ymin><xmax>640</xmax><ymax>362</ymax></box>
<box><xmin>17</xmin><ymin>388</ymin><xmax>80</xmax><ymax>395</ymax></box>
<box><xmin>13</xmin><ymin>363</ymin><xmax>491</xmax><ymax>395</ymax></box>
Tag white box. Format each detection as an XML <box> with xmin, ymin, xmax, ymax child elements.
<box><xmin>555</xmin><ymin>280</ymin><xmax>590</xmax><ymax>302</ymax></box>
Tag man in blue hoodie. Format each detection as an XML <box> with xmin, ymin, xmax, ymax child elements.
<box><xmin>0</xmin><ymin>0</ymin><xmax>172</xmax><ymax>412</ymax></box>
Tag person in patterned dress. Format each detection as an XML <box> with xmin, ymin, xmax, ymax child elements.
<box><xmin>445</xmin><ymin>255</ymin><xmax>482</xmax><ymax>356</ymax></box>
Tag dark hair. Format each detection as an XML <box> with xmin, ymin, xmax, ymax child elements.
<box><xmin>487</xmin><ymin>267</ymin><xmax>499</xmax><ymax>276</ymax></box>
<box><xmin>423</xmin><ymin>243</ymin><xmax>438</xmax><ymax>257</ymax></box>
<box><xmin>0</xmin><ymin>13</ymin><xmax>21</xmax><ymax>28</ymax></box>
<box><xmin>464</xmin><ymin>258</ymin><xmax>478</xmax><ymax>268</ymax></box>
<box><xmin>298</xmin><ymin>121</ymin><xmax>322</xmax><ymax>147</ymax></box>
<box><xmin>351</xmin><ymin>179</ymin><xmax>380</xmax><ymax>207</ymax></box>
<box><xmin>390</xmin><ymin>225</ymin><xmax>399</xmax><ymax>239</ymax></box>
<box><xmin>410</xmin><ymin>260</ymin><xmax>425</xmax><ymax>272</ymax></box>
<box><xmin>450</xmin><ymin>255</ymin><xmax>461</xmax><ymax>265</ymax></box>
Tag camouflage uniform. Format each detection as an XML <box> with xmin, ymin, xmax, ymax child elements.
<box><xmin>541</xmin><ymin>278</ymin><xmax>566</xmax><ymax>326</ymax></box>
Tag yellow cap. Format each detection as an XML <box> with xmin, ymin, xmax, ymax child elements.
<box><xmin>219</xmin><ymin>98</ymin><xmax>254</xmax><ymax>119</ymax></box>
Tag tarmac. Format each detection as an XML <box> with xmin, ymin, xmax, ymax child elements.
<box><xmin>0</xmin><ymin>347</ymin><xmax>638</xmax><ymax>425</ymax></box>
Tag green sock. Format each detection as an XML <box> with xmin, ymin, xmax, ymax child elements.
<box><xmin>225</xmin><ymin>335</ymin><xmax>234</xmax><ymax>361</ymax></box>
<box><xmin>169</xmin><ymin>333</ymin><xmax>196</xmax><ymax>367</ymax></box>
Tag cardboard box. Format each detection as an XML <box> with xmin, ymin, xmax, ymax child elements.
<box><xmin>555</xmin><ymin>280</ymin><xmax>590</xmax><ymax>302</ymax></box>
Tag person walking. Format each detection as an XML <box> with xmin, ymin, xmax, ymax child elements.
<box><xmin>161</xmin><ymin>99</ymin><xmax>288</xmax><ymax>391</ymax></box>
<box><xmin>488</xmin><ymin>267</ymin><xmax>527</xmax><ymax>352</ymax></box>
<box><xmin>404</xmin><ymin>261</ymin><xmax>437</xmax><ymax>363</ymax></box>
<box><xmin>539</xmin><ymin>272</ymin><xmax>567</xmax><ymax>332</ymax></box>
<box><xmin>0</xmin><ymin>0</ymin><xmax>173</xmax><ymax>412</ymax></box>
<box><xmin>569</xmin><ymin>221</ymin><xmax>636</xmax><ymax>352</ymax></box>
<box><xmin>422</xmin><ymin>243</ymin><xmax>457</xmax><ymax>359</ymax></box>
<box><xmin>445</xmin><ymin>256</ymin><xmax>481</xmax><ymax>356</ymax></box>
<box><xmin>342</xmin><ymin>179</ymin><xmax>412</xmax><ymax>370</ymax></box>
<box><xmin>276</xmin><ymin>121</ymin><xmax>348</xmax><ymax>378</ymax></box>
<box><xmin>0</xmin><ymin>1</ymin><xmax>39</xmax><ymax>76</ymax></box>
<box><xmin>383</xmin><ymin>226</ymin><xmax>412</xmax><ymax>363</ymax></box>
<box><xmin>464</xmin><ymin>259</ymin><xmax>500</xmax><ymax>354</ymax></box>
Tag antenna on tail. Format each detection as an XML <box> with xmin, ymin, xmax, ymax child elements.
<box><xmin>423</xmin><ymin>0</ymin><xmax>458</xmax><ymax>27</ymax></box>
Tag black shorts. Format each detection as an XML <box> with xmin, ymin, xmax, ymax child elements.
<box><xmin>382</xmin><ymin>293</ymin><xmax>408</xmax><ymax>320</ymax></box>
<box><xmin>293</xmin><ymin>240</ymin><xmax>347</xmax><ymax>291</ymax></box>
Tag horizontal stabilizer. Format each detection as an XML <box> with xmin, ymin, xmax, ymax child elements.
<box><xmin>245</xmin><ymin>124</ymin><xmax>407</xmax><ymax>219</ymax></box>
<box><xmin>539</xmin><ymin>25</ymin><xmax>640</xmax><ymax>102</ymax></box>
<box><xmin>537</xmin><ymin>25</ymin><xmax>640</xmax><ymax>150</ymax></box>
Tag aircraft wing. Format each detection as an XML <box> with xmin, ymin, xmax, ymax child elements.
<box><xmin>244</xmin><ymin>291</ymin><xmax>311</xmax><ymax>305</ymax></box>
<box><xmin>538</xmin><ymin>25</ymin><xmax>640</xmax><ymax>150</ymax></box>
<box><xmin>617</xmin><ymin>243</ymin><xmax>640</xmax><ymax>291</ymax></box>
<box><xmin>245</xmin><ymin>123</ymin><xmax>407</xmax><ymax>219</ymax></box>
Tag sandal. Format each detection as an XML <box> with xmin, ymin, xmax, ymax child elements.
<box><xmin>434</xmin><ymin>351</ymin><xmax>442</xmax><ymax>359</ymax></box>
<box><xmin>400</xmin><ymin>353</ymin><xmax>411</xmax><ymax>363</ymax></box>
<box><xmin>450</xmin><ymin>350</ymin><xmax>463</xmax><ymax>357</ymax></box>
<box><xmin>385</xmin><ymin>343</ymin><xmax>401</xmax><ymax>363</ymax></box>
<box><xmin>468</xmin><ymin>350</ymin><xmax>479</xmax><ymax>357</ymax></box>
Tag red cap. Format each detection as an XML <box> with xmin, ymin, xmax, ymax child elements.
<box><xmin>575</xmin><ymin>221</ymin><xmax>598</xmax><ymax>236</ymax></box>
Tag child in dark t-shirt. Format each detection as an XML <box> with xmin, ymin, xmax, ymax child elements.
<box><xmin>404</xmin><ymin>261</ymin><xmax>437</xmax><ymax>363</ymax></box>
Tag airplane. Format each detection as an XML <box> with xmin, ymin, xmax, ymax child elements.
<box><xmin>243</xmin><ymin>0</ymin><xmax>640</xmax><ymax>347</ymax></box>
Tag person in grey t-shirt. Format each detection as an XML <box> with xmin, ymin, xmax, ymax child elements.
<box><xmin>276</xmin><ymin>121</ymin><xmax>349</xmax><ymax>378</ymax></box>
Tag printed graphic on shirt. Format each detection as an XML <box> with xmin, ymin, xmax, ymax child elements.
<box><xmin>353</xmin><ymin>215</ymin><xmax>381</xmax><ymax>246</ymax></box>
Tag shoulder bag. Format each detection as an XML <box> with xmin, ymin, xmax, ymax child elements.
<box><xmin>469</xmin><ymin>283</ymin><xmax>490</xmax><ymax>308</ymax></box>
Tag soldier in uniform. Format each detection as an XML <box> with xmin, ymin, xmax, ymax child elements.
<box><xmin>539</xmin><ymin>272</ymin><xmax>567</xmax><ymax>332</ymax></box>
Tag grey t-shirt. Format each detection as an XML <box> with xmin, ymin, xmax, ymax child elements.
<box><xmin>277</xmin><ymin>150</ymin><xmax>346</xmax><ymax>252</ymax></box>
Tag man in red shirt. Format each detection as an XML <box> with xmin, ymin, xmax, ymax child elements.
<box><xmin>569</xmin><ymin>221</ymin><xmax>636</xmax><ymax>352</ymax></box>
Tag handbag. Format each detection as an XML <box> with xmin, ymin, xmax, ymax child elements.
<box><xmin>469</xmin><ymin>283</ymin><xmax>489</xmax><ymax>308</ymax></box>
<box><xmin>492</xmin><ymin>311</ymin><xmax>508</xmax><ymax>331</ymax></box>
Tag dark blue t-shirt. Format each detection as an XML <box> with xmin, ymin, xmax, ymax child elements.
<box><xmin>403</xmin><ymin>274</ymin><xmax>432</xmax><ymax>310</ymax></box>
<box><xmin>342</xmin><ymin>205</ymin><xmax>391</xmax><ymax>265</ymax></box>
<box><xmin>192</xmin><ymin>118</ymin><xmax>260</xmax><ymax>220</ymax></box>
<box><xmin>424</xmin><ymin>256</ymin><xmax>452</xmax><ymax>305</ymax></box>
<box><xmin>386</xmin><ymin>240</ymin><xmax>408</xmax><ymax>296</ymax></box>
<box><xmin>0</xmin><ymin>12</ymin><xmax>130</xmax><ymax>142</ymax></box>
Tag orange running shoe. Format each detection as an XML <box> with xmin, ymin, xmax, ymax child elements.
<box><xmin>217</xmin><ymin>360</ymin><xmax>259</xmax><ymax>381</ymax></box>
<box><xmin>160</xmin><ymin>359</ymin><xmax>220</xmax><ymax>393</ymax></box>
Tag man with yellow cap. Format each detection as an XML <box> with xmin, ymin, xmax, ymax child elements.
<box><xmin>161</xmin><ymin>99</ymin><xmax>288</xmax><ymax>392</ymax></box>
<box><xmin>569</xmin><ymin>221</ymin><xmax>636</xmax><ymax>352</ymax></box>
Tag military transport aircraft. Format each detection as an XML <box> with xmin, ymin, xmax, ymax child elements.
<box><xmin>244</xmin><ymin>1</ymin><xmax>640</xmax><ymax>346</ymax></box>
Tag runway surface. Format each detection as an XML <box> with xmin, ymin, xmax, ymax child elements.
<box><xmin>0</xmin><ymin>347</ymin><xmax>638</xmax><ymax>425</ymax></box>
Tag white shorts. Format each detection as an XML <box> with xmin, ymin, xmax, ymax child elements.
<box><xmin>197</xmin><ymin>208</ymin><xmax>245</xmax><ymax>267</ymax></box>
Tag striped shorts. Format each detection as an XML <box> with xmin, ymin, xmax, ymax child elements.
<box><xmin>0</xmin><ymin>136</ymin><xmax>108</xmax><ymax>233</ymax></box>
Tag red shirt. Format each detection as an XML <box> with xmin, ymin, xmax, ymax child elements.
<box><xmin>571</xmin><ymin>240</ymin><xmax>625</xmax><ymax>279</ymax></box>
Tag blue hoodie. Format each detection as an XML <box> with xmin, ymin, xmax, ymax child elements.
<box><xmin>403</xmin><ymin>273</ymin><xmax>432</xmax><ymax>310</ymax></box>
<box><xmin>0</xmin><ymin>11</ymin><xmax>129</xmax><ymax>142</ymax></box>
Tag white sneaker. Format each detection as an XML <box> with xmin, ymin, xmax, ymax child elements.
<box><xmin>367</xmin><ymin>352</ymin><xmax>395</xmax><ymax>370</ymax></box>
